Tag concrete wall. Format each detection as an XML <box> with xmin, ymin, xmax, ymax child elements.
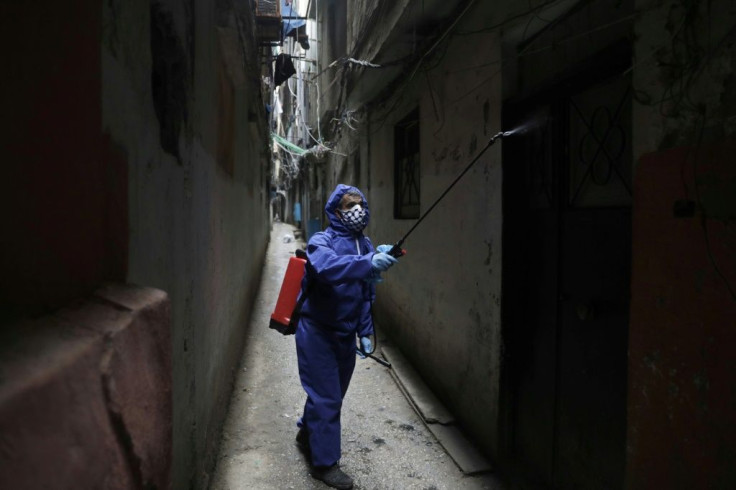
<box><xmin>0</xmin><ymin>286</ymin><xmax>172</xmax><ymax>490</ymax></box>
<box><xmin>315</xmin><ymin>0</ymin><xmax>506</xmax><ymax>459</ymax></box>
<box><xmin>632</xmin><ymin>0</ymin><xmax>736</xmax><ymax>158</ymax></box>
<box><xmin>102</xmin><ymin>1</ymin><xmax>270</xmax><ymax>488</ymax></box>
<box><xmin>627</xmin><ymin>1</ymin><xmax>736</xmax><ymax>487</ymax></box>
<box><xmin>1</xmin><ymin>0</ymin><xmax>270</xmax><ymax>488</ymax></box>
<box><xmin>0</xmin><ymin>0</ymin><xmax>128</xmax><ymax>320</ymax></box>
<box><xmin>629</xmin><ymin>143</ymin><xmax>736</xmax><ymax>489</ymax></box>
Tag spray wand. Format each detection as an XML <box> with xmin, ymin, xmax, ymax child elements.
<box><xmin>388</xmin><ymin>131</ymin><xmax>509</xmax><ymax>258</ymax></box>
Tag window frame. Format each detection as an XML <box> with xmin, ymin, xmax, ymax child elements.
<box><xmin>393</xmin><ymin>108</ymin><xmax>420</xmax><ymax>219</ymax></box>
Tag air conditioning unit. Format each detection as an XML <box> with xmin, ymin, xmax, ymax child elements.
<box><xmin>255</xmin><ymin>0</ymin><xmax>282</xmax><ymax>44</ymax></box>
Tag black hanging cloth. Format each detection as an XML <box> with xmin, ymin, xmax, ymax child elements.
<box><xmin>274</xmin><ymin>53</ymin><xmax>296</xmax><ymax>86</ymax></box>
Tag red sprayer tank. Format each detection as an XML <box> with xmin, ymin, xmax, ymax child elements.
<box><xmin>269</xmin><ymin>253</ymin><xmax>307</xmax><ymax>335</ymax></box>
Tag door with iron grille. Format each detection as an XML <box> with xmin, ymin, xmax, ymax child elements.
<box><xmin>502</xmin><ymin>64</ymin><xmax>631</xmax><ymax>490</ymax></box>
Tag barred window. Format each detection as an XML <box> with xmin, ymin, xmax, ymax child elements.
<box><xmin>394</xmin><ymin>109</ymin><xmax>420</xmax><ymax>219</ymax></box>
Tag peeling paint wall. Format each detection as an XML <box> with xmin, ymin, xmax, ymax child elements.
<box><xmin>628</xmin><ymin>2</ymin><xmax>736</xmax><ymax>487</ymax></box>
<box><xmin>633</xmin><ymin>0</ymin><xmax>736</xmax><ymax>157</ymax></box>
<box><xmin>102</xmin><ymin>1</ymin><xmax>270</xmax><ymax>488</ymax></box>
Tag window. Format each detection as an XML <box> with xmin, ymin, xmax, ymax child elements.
<box><xmin>394</xmin><ymin>109</ymin><xmax>420</xmax><ymax>219</ymax></box>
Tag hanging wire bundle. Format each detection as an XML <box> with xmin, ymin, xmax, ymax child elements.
<box><xmin>331</xmin><ymin>109</ymin><xmax>361</xmax><ymax>132</ymax></box>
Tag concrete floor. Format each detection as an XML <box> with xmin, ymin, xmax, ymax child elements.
<box><xmin>210</xmin><ymin>222</ymin><xmax>507</xmax><ymax>490</ymax></box>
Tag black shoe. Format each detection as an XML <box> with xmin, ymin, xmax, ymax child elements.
<box><xmin>295</xmin><ymin>428</ymin><xmax>310</xmax><ymax>455</ymax></box>
<box><xmin>310</xmin><ymin>464</ymin><xmax>353</xmax><ymax>489</ymax></box>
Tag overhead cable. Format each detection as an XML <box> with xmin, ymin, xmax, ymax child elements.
<box><xmin>345</xmin><ymin>58</ymin><xmax>381</xmax><ymax>68</ymax></box>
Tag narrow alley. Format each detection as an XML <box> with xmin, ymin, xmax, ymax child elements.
<box><xmin>2</xmin><ymin>1</ymin><xmax>736</xmax><ymax>490</ymax></box>
<box><xmin>209</xmin><ymin>223</ymin><xmax>505</xmax><ymax>490</ymax></box>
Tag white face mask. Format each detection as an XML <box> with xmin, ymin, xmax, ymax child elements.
<box><xmin>340</xmin><ymin>204</ymin><xmax>367</xmax><ymax>233</ymax></box>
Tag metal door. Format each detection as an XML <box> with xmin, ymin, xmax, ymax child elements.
<box><xmin>502</xmin><ymin>73</ymin><xmax>631</xmax><ymax>489</ymax></box>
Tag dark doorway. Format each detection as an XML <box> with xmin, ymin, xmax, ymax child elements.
<box><xmin>501</xmin><ymin>45</ymin><xmax>632</xmax><ymax>490</ymax></box>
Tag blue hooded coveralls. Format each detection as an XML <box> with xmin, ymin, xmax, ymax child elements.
<box><xmin>296</xmin><ymin>184</ymin><xmax>376</xmax><ymax>468</ymax></box>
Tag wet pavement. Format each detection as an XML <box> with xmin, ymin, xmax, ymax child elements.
<box><xmin>210</xmin><ymin>222</ymin><xmax>507</xmax><ymax>490</ymax></box>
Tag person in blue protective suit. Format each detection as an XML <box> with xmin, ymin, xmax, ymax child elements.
<box><xmin>295</xmin><ymin>184</ymin><xmax>397</xmax><ymax>489</ymax></box>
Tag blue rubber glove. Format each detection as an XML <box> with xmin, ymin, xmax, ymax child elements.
<box><xmin>371</xmin><ymin>252</ymin><xmax>397</xmax><ymax>272</ymax></box>
<box><xmin>361</xmin><ymin>336</ymin><xmax>373</xmax><ymax>354</ymax></box>
<box><xmin>357</xmin><ymin>336</ymin><xmax>373</xmax><ymax>358</ymax></box>
<box><xmin>376</xmin><ymin>244</ymin><xmax>393</xmax><ymax>254</ymax></box>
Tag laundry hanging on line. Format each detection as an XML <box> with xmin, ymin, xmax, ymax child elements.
<box><xmin>274</xmin><ymin>53</ymin><xmax>296</xmax><ymax>86</ymax></box>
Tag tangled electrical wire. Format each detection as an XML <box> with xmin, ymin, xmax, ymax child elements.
<box><xmin>629</xmin><ymin>0</ymin><xmax>736</xmax><ymax>126</ymax></box>
<box><xmin>331</xmin><ymin>109</ymin><xmax>361</xmax><ymax>132</ymax></box>
<box><xmin>644</xmin><ymin>0</ymin><xmax>736</xmax><ymax>303</ymax></box>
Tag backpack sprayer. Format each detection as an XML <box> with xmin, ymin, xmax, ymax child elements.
<box><xmin>269</xmin><ymin>131</ymin><xmax>510</xmax><ymax>366</ymax></box>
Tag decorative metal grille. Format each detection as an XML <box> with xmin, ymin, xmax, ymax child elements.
<box><xmin>394</xmin><ymin>110</ymin><xmax>420</xmax><ymax>219</ymax></box>
<box><xmin>568</xmin><ymin>82</ymin><xmax>632</xmax><ymax>207</ymax></box>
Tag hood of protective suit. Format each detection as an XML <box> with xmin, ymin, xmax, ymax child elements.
<box><xmin>325</xmin><ymin>184</ymin><xmax>370</xmax><ymax>235</ymax></box>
